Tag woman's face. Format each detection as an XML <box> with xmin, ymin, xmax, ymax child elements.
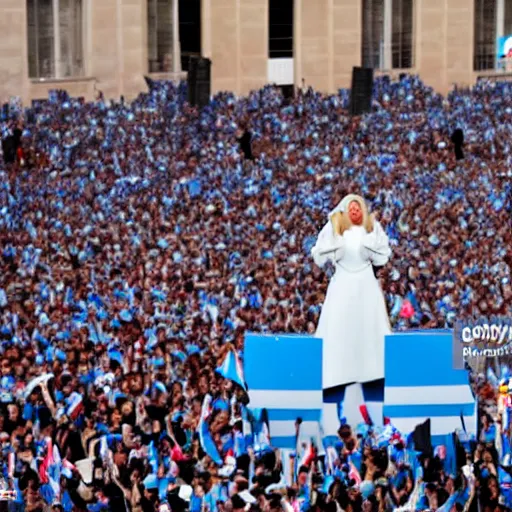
<box><xmin>198</xmin><ymin>375</ymin><xmax>209</xmax><ymax>395</ymax></box>
<box><xmin>156</xmin><ymin>392</ymin><xmax>167</xmax><ymax>407</ymax></box>
<box><xmin>8</xmin><ymin>405</ymin><xmax>18</xmax><ymax>421</ymax></box>
<box><xmin>348</xmin><ymin>201</ymin><xmax>363</xmax><ymax>225</ymax></box>
<box><xmin>130</xmin><ymin>469</ymin><xmax>140</xmax><ymax>485</ymax></box>
<box><xmin>172</xmin><ymin>389</ymin><xmax>183</xmax><ymax>407</ymax></box>
<box><xmin>111</xmin><ymin>409</ymin><xmax>122</xmax><ymax>424</ymax></box>
<box><xmin>1</xmin><ymin>360</ymin><xmax>11</xmax><ymax>377</ymax></box>
<box><xmin>483</xmin><ymin>450</ymin><xmax>493</xmax><ymax>464</ymax></box>
<box><xmin>121</xmin><ymin>401</ymin><xmax>134</xmax><ymax>417</ymax></box>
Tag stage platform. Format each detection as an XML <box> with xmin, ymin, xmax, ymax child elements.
<box><xmin>244</xmin><ymin>330</ymin><xmax>477</xmax><ymax>449</ymax></box>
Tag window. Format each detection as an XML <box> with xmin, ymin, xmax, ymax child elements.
<box><xmin>148</xmin><ymin>0</ymin><xmax>180</xmax><ymax>73</ymax></box>
<box><xmin>506</xmin><ymin>0</ymin><xmax>512</xmax><ymax>35</ymax></box>
<box><xmin>147</xmin><ymin>0</ymin><xmax>200</xmax><ymax>74</ymax></box>
<box><xmin>392</xmin><ymin>0</ymin><xmax>413</xmax><ymax>69</ymax></box>
<box><xmin>362</xmin><ymin>0</ymin><xmax>384</xmax><ymax>68</ymax></box>
<box><xmin>474</xmin><ymin>0</ymin><xmax>496</xmax><ymax>70</ymax></box>
<box><xmin>179</xmin><ymin>0</ymin><xmax>201</xmax><ymax>72</ymax></box>
<box><xmin>27</xmin><ymin>0</ymin><xmax>84</xmax><ymax>79</ymax></box>
<box><xmin>268</xmin><ymin>0</ymin><xmax>294</xmax><ymax>58</ymax></box>
<box><xmin>362</xmin><ymin>0</ymin><xmax>413</xmax><ymax>70</ymax></box>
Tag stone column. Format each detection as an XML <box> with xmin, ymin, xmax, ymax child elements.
<box><xmin>0</xmin><ymin>1</ymin><xmax>28</xmax><ymax>104</ymax></box>
<box><xmin>332</xmin><ymin>0</ymin><xmax>361</xmax><ymax>91</ymax></box>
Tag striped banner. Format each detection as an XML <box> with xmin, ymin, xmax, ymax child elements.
<box><xmin>244</xmin><ymin>333</ymin><xmax>323</xmax><ymax>449</ymax></box>
<box><xmin>383</xmin><ymin>330</ymin><xmax>477</xmax><ymax>442</ymax></box>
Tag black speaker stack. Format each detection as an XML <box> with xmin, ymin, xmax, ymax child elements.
<box><xmin>188</xmin><ymin>57</ymin><xmax>211</xmax><ymax>109</ymax></box>
<box><xmin>349</xmin><ymin>66</ymin><xmax>374</xmax><ymax>117</ymax></box>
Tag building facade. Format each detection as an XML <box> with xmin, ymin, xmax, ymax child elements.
<box><xmin>1</xmin><ymin>0</ymin><xmax>511</xmax><ymax>105</ymax></box>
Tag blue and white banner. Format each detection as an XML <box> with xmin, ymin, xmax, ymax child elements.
<box><xmin>384</xmin><ymin>331</ymin><xmax>476</xmax><ymax>443</ymax></box>
<box><xmin>244</xmin><ymin>333</ymin><xmax>323</xmax><ymax>449</ymax></box>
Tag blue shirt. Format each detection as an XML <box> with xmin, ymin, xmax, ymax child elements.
<box><xmin>298</xmin><ymin>484</ymin><xmax>311</xmax><ymax>512</ymax></box>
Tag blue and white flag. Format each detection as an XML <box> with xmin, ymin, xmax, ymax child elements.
<box><xmin>215</xmin><ymin>348</ymin><xmax>246</xmax><ymax>390</ymax></box>
<box><xmin>244</xmin><ymin>333</ymin><xmax>323</xmax><ymax>449</ymax></box>
<box><xmin>198</xmin><ymin>395</ymin><xmax>223</xmax><ymax>466</ymax></box>
<box><xmin>383</xmin><ymin>331</ymin><xmax>476</xmax><ymax>444</ymax></box>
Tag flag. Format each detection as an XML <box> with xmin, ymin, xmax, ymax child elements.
<box><xmin>6</xmin><ymin>450</ymin><xmax>14</xmax><ymax>478</ymax></box>
<box><xmin>413</xmin><ymin>420</ymin><xmax>432</xmax><ymax>455</ymax></box>
<box><xmin>216</xmin><ymin>348</ymin><xmax>247</xmax><ymax>390</ymax></box>
<box><xmin>62</xmin><ymin>459</ymin><xmax>76</xmax><ymax>473</ymax></box>
<box><xmin>39</xmin><ymin>437</ymin><xmax>54</xmax><ymax>484</ymax></box>
<box><xmin>38</xmin><ymin>437</ymin><xmax>62</xmax><ymax>504</ymax></box>
<box><xmin>324</xmin><ymin>445</ymin><xmax>338</xmax><ymax>475</ymax></box>
<box><xmin>171</xmin><ymin>443</ymin><xmax>186</xmax><ymax>462</ymax></box>
<box><xmin>376</xmin><ymin>424</ymin><xmax>397</xmax><ymax>448</ymax></box>
<box><xmin>348</xmin><ymin>460</ymin><xmax>362</xmax><ymax>486</ymax></box>
<box><xmin>383</xmin><ymin>331</ymin><xmax>476</xmax><ymax>444</ymax></box>
<box><xmin>359</xmin><ymin>405</ymin><xmax>373</xmax><ymax>426</ymax></box>
<box><xmin>298</xmin><ymin>441</ymin><xmax>316</xmax><ymax>469</ymax></box>
<box><xmin>66</xmin><ymin>392</ymin><xmax>84</xmax><ymax>421</ymax></box>
<box><xmin>24</xmin><ymin>373</ymin><xmax>54</xmax><ymax>399</ymax></box>
<box><xmin>198</xmin><ymin>395</ymin><xmax>223</xmax><ymax>466</ymax></box>
<box><xmin>244</xmin><ymin>334</ymin><xmax>322</xmax><ymax>450</ymax></box>
<box><xmin>188</xmin><ymin>179</ymin><xmax>202</xmax><ymax>198</ymax></box>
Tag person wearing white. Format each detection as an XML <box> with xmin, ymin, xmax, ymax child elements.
<box><xmin>311</xmin><ymin>194</ymin><xmax>391</xmax><ymax>389</ymax></box>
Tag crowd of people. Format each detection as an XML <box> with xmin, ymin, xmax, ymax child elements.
<box><xmin>0</xmin><ymin>75</ymin><xmax>510</xmax><ymax>511</ymax></box>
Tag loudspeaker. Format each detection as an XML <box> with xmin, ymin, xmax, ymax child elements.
<box><xmin>187</xmin><ymin>58</ymin><xmax>198</xmax><ymax>106</ymax></box>
<box><xmin>350</xmin><ymin>67</ymin><xmax>374</xmax><ymax>116</ymax></box>
<box><xmin>195</xmin><ymin>58</ymin><xmax>211</xmax><ymax>109</ymax></box>
<box><xmin>188</xmin><ymin>57</ymin><xmax>211</xmax><ymax>109</ymax></box>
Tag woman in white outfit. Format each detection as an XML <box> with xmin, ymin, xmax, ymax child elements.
<box><xmin>311</xmin><ymin>194</ymin><xmax>392</xmax><ymax>390</ymax></box>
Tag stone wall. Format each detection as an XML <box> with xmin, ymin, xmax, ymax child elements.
<box><xmin>0</xmin><ymin>0</ymin><xmax>496</xmax><ymax>105</ymax></box>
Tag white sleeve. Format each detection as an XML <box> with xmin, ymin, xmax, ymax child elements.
<box><xmin>311</xmin><ymin>222</ymin><xmax>345</xmax><ymax>268</ymax></box>
<box><xmin>363</xmin><ymin>221</ymin><xmax>391</xmax><ymax>267</ymax></box>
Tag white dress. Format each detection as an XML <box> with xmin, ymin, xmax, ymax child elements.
<box><xmin>311</xmin><ymin>221</ymin><xmax>391</xmax><ymax>389</ymax></box>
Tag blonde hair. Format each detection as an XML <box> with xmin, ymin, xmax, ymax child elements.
<box><xmin>330</xmin><ymin>194</ymin><xmax>374</xmax><ymax>236</ymax></box>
